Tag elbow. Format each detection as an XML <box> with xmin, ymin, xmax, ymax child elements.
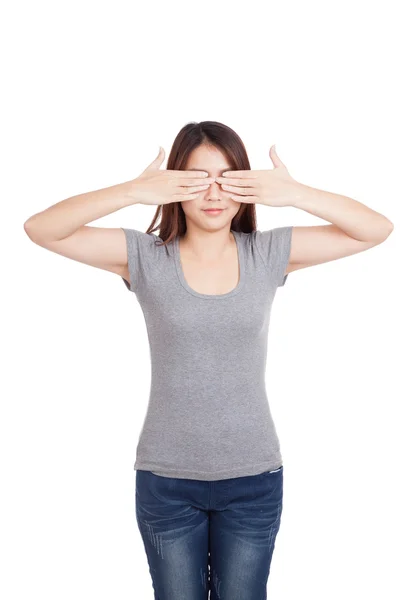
<box><xmin>23</xmin><ymin>218</ymin><xmax>34</xmax><ymax>238</ymax></box>
<box><xmin>23</xmin><ymin>217</ymin><xmax>43</xmax><ymax>245</ymax></box>
<box><xmin>374</xmin><ymin>218</ymin><xmax>394</xmax><ymax>244</ymax></box>
<box><xmin>24</xmin><ymin>218</ymin><xmax>36</xmax><ymax>240</ymax></box>
<box><xmin>382</xmin><ymin>219</ymin><xmax>394</xmax><ymax>240</ymax></box>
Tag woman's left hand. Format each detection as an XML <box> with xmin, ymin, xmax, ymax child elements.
<box><xmin>215</xmin><ymin>145</ymin><xmax>304</xmax><ymax>208</ymax></box>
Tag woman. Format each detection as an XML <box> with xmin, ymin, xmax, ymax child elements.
<box><xmin>24</xmin><ymin>121</ymin><xmax>394</xmax><ymax>599</ymax></box>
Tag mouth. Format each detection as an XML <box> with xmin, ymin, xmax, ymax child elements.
<box><xmin>202</xmin><ymin>208</ymin><xmax>225</xmax><ymax>213</ymax></box>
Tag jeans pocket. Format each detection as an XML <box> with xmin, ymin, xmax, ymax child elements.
<box><xmin>267</xmin><ymin>465</ymin><xmax>283</xmax><ymax>474</ymax></box>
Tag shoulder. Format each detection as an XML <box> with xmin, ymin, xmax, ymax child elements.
<box><xmin>245</xmin><ymin>226</ymin><xmax>293</xmax><ymax>287</ymax></box>
<box><xmin>237</xmin><ymin>226</ymin><xmax>293</xmax><ymax>257</ymax></box>
<box><xmin>121</xmin><ymin>227</ymin><xmax>169</xmax><ymax>260</ymax></box>
<box><xmin>121</xmin><ymin>227</ymin><xmax>162</xmax><ymax>247</ymax></box>
<box><xmin>251</xmin><ymin>226</ymin><xmax>293</xmax><ymax>261</ymax></box>
<box><xmin>120</xmin><ymin>228</ymin><xmax>170</xmax><ymax>292</ymax></box>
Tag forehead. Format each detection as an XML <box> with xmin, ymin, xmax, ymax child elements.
<box><xmin>186</xmin><ymin>145</ymin><xmax>232</xmax><ymax>171</ymax></box>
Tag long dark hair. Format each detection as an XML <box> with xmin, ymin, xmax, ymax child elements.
<box><xmin>146</xmin><ymin>121</ymin><xmax>257</xmax><ymax>246</ymax></box>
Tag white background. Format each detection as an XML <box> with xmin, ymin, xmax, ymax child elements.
<box><xmin>2</xmin><ymin>0</ymin><xmax>399</xmax><ymax>598</ymax></box>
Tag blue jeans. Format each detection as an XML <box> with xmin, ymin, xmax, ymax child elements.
<box><xmin>135</xmin><ymin>465</ymin><xmax>284</xmax><ymax>599</ymax></box>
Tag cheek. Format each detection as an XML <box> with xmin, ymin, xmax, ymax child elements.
<box><xmin>180</xmin><ymin>199</ymin><xmax>200</xmax><ymax>217</ymax></box>
<box><xmin>227</xmin><ymin>199</ymin><xmax>242</xmax><ymax>215</ymax></box>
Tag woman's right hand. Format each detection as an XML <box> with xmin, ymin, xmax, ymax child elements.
<box><xmin>127</xmin><ymin>147</ymin><xmax>215</xmax><ymax>206</ymax></box>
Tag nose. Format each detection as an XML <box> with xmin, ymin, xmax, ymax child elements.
<box><xmin>205</xmin><ymin>178</ymin><xmax>221</xmax><ymax>200</ymax></box>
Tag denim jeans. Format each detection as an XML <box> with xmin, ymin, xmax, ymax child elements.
<box><xmin>135</xmin><ymin>465</ymin><xmax>283</xmax><ymax>599</ymax></box>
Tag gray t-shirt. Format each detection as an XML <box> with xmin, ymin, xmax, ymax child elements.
<box><xmin>121</xmin><ymin>225</ymin><xmax>293</xmax><ymax>481</ymax></box>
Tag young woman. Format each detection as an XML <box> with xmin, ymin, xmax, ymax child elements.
<box><xmin>24</xmin><ymin>121</ymin><xmax>394</xmax><ymax>599</ymax></box>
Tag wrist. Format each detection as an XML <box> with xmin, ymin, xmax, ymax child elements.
<box><xmin>289</xmin><ymin>182</ymin><xmax>313</xmax><ymax>209</ymax></box>
<box><xmin>121</xmin><ymin>179</ymin><xmax>141</xmax><ymax>205</ymax></box>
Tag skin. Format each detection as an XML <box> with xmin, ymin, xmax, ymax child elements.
<box><xmin>23</xmin><ymin>143</ymin><xmax>394</xmax><ymax>290</ymax></box>
<box><xmin>214</xmin><ymin>144</ymin><xmax>394</xmax><ymax>274</ymax></box>
<box><xmin>178</xmin><ymin>142</ymin><xmax>394</xmax><ymax>293</ymax></box>
<box><xmin>177</xmin><ymin>144</ymin><xmax>244</xmax><ymax>294</ymax></box>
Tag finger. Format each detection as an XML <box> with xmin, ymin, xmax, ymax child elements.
<box><xmin>269</xmin><ymin>145</ymin><xmax>286</xmax><ymax>168</ymax></box>
<box><xmin>219</xmin><ymin>184</ymin><xmax>254</xmax><ymax>196</ymax></box>
<box><xmin>226</xmin><ymin>193</ymin><xmax>257</xmax><ymax>204</ymax></box>
<box><xmin>177</xmin><ymin>184</ymin><xmax>211</xmax><ymax>194</ymax></box>
<box><xmin>176</xmin><ymin>177</ymin><xmax>214</xmax><ymax>186</ymax></box>
<box><xmin>172</xmin><ymin>192</ymin><xmax>203</xmax><ymax>201</ymax></box>
<box><xmin>221</xmin><ymin>170</ymin><xmax>258</xmax><ymax>178</ymax></box>
<box><xmin>216</xmin><ymin>177</ymin><xmax>257</xmax><ymax>187</ymax></box>
<box><xmin>147</xmin><ymin>146</ymin><xmax>165</xmax><ymax>170</ymax></box>
<box><xmin>168</xmin><ymin>169</ymin><xmax>209</xmax><ymax>178</ymax></box>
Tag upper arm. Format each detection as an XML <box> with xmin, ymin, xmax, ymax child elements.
<box><xmin>28</xmin><ymin>225</ymin><xmax>130</xmax><ymax>280</ymax></box>
<box><xmin>286</xmin><ymin>224</ymin><xmax>386</xmax><ymax>274</ymax></box>
<box><xmin>254</xmin><ymin>226</ymin><xmax>293</xmax><ymax>287</ymax></box>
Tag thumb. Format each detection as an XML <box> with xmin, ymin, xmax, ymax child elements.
<box><xmin>144</xmin><ymin>146</ymin><xmax>165</xmax><ymax>171</ymax></box>
<box><xmin>269</xmin><ymin>144</ymin><xmax>285</xmax><ymax>169</ymax></box>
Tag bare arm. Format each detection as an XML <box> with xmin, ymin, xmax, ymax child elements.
<box><xmin>286</xmin><ymin>223</ymin><xmax>385</xmax><ymax>276</ymax></box>
<box><xmin>23</xmin><ymin>180</ymin><xmax>136</xmax><ymax>279</ymax></box>
<box><xmin>285</xmin><ymin>184</ymin><xmax>394</xmax><ymax>274</ymax></box>
<box><xmin>218</xmin><ymin>147</ymin><xmax>394</xmax><ymax>276</ymax></box>
<box><xmin>23</xmin><ymin>147</ymin><xmax>213</xmax><ymax>283</ymax></box>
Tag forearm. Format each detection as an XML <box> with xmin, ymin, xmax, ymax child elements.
<box><xmin>24</xmin><ymin>179</ymin><xmax>137</xmax><ymax>242</ymax></box>
<box><xmin>291</xmin><ymin>183</ymin><xmax>394</xmax><ymax>242</ymax></box>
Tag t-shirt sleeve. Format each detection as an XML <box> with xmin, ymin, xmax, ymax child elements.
<box><xmin>253</xmin><ymin>226</ymin><xmax>293</xmax><ymax>287</ymax></box>
<box><xmin>120</xmin><ymin>227</ymin><xmax>160</xmax><ymax>293</ymax></box>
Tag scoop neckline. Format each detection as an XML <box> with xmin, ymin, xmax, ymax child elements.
<box><xmin>173</xmin><ymin>229</ymin><xmax>245</xmax><ymax>300</ymax></box>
